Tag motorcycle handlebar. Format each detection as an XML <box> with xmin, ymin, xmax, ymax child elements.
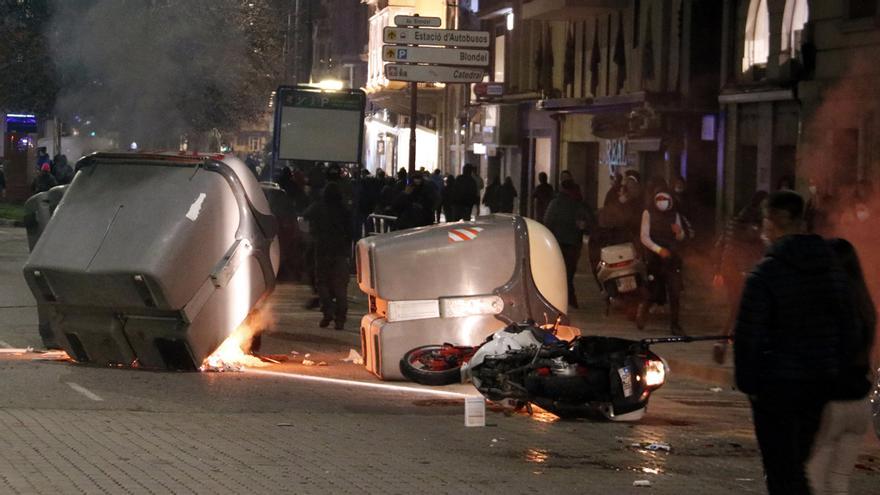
<box><xmin>639</xmin><ymin>335</ymin><xmax>732</xmax><ymax>346</ymax></box>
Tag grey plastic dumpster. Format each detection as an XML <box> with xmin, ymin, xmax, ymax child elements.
<box><xmin>356</xmin><ymin>214</ymin><xmax>568</xmax><ymax>380</ymax></box>
<box><xmin>22</xmin><ymin>152</ymin><xmax>279</xmax><ymax>370</ymax></box>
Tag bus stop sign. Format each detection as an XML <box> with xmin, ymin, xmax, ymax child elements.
<box><xmin>272</xmin><ymin>85</ymin><xmax>366</xmax><ymax>165</ymax></box>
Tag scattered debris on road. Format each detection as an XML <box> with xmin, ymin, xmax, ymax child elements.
<box><xmin>342</xmin><ymin>349</ymin><xmax>364</xmax><ymax>365</ymax></box>
<box><xmin>633</xmin><ymin>480</ymin><xmax>652</xmax><ymax>487</ymax></box>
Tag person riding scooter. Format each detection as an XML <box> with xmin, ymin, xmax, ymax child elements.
<box><xmin>637</xmin><ymin>190</ymin><xmax>687</xmax><ymax>334</ymax></box>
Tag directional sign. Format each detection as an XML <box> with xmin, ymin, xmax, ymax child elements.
<box><xmin>383</xmin><ymin>26</ymin><xmax>491</xmax><ymax>48</ymax></box>
<box><xmin>394</xmin><ymin>15</ymin><xmax>442</xmax><ymax>27</ymax></box>
<box><xmin>473</xmin><ymin>82</ymin><xmax>505</xmax><ymax>97</ymax></box>
<box><xmin>384</xmin><ymin>64</ymin><xmax>486</xmax><ymax>83</ymax></box>
<box><xmin>382</xmin><ymin>45</ymin><xmax>489</xmax><ymax>66</ymax></box>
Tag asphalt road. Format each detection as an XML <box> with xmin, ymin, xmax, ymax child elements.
<box><xmin>1</xmin><ymin>226</ymin><xmax>878</xmax><ymax>494</ymax></box>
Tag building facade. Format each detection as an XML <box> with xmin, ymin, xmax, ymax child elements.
<box><xmin>470</xmin><ymin>0</ymin><xmax>723</xmax><ymax>227</ymax></box>
<box><xmin>719</xmin><ymin>0</ymin><xmax>880</xmax><ymax>223</ymax></box>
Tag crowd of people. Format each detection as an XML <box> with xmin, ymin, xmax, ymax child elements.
<box><xmin>31</xmin><ymin>147</ymin><xmax>74</xmax><ymax>193</ymax></box>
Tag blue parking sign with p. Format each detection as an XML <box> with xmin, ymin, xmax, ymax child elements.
<box><xmin>397</xmin><ymin>48</ymin><xmax>408</xmax><ymax>59</ymax></box>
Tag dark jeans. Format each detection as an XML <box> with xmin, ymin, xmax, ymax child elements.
<box><xmin>750</xmin><ymin>394</ymin><xmax>825</xmax><ymax>495</ymax></box>
<box><xmin>645</xmin><ymin>252</ymin><xmax>683</xmax><ymax>325</ymax></box>
<box><xmin>316</xmin><ymin>255</ymin><xmax>350</xmax><ymax>324</ymax></box>
<box><xmin>560</xmin><ymin>243</ymin><xmax>582</xmax><ymax>307</ymax></box>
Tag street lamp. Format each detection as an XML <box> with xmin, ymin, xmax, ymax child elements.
<box><xmin>315</xmin><ymin>79</ymin><xmax>344</xmax><ymax>91</ymax></box>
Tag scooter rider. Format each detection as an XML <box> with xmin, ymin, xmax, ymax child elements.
<box><xmin>637</xmin><ymin>190</ymin><xmax>687</xmax><ymax>334</ymax></box>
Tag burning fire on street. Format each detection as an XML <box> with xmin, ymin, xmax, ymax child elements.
<box><xmin>200</xmin><ymin>304</ymin><xmax>275</xmax><ymax>372</ymax></box>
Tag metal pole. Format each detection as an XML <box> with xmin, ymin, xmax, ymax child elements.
<box><xmin>409</xmin><ymin>81</ymin><xmax>417</xmax><ymax>175</ymax></box>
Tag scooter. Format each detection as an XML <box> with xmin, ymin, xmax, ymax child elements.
<box><xmin>400</xmin><ymin>320</ymin><xmax>726</xmax><ymax>421</ymax></box>
<box><xmin>596</xmin><ymin>242</ymin><xmax>647</xmax><ymax>316</ymax></box>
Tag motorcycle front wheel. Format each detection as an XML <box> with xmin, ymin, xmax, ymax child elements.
<box><xmin>399</xmin><ymin>345</ymin><xmax>467</xmax><ymax>386</ymax></box>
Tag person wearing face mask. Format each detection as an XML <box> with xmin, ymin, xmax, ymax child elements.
<box><xmin>637</xmin><ymin>190</ymin><xmax>687</xmax><ymax>334</ymax></box>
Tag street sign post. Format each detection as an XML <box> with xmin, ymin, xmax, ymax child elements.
<box><xmin>382</xmin><ymin>45</ymin><xmax>489</xmax><ymax>66</ymax></box>
<box><xmin>385</xmin><ymin>64</ymin><xmax>485</xmax><ymax>83</ymax></box>
<box><xmin>394</xmin><ymin>15</ymin><xmax>441</xmax><ymax>27</ymax></box>
<box><xmin>385</xmin><ymin>17</ymin><xmax>490</xmax><ymax>175</ymax></box>
<box><xmin>383</xmin><ymin>27</ymin><xmax>491</xmax><ymax>48</ymax></box>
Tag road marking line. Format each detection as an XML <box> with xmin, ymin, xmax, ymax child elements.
<box><xmin>67</xmin><ymin>382</ymin><xmax>104</xmax><ymax>401</ymax></box>
<box><xmin>244</xmin><ymin>369</ymin><xmax>475</xmax><ymax>399</ymax></box>
<box><xmin>0</xmin><ymin>340</ymin><xmax>11</xmax><ymax>348</ymax></box>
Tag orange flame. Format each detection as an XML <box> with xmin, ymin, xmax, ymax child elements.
<box><xmin>201</xmin><ymin>304</ymin><xmax>276</xmax><ymax>372</ymax></box>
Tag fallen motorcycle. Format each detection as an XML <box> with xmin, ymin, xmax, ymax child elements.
<box><xmin>401</xmin><ymin>321</ymin><xmax>726</xmax><ymax>421</ymax></box>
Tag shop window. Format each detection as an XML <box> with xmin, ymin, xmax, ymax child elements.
<box><xmin>742</xmin><ymin>0</ymin><xmax>770</xmax><ymax>73</ymax></box>
<box><xmin>849</xmin><ymin>0</ymin><xmax>878</xmax><ymax>19</ymax></box>
<box><xmin>781</xmin><ymin>0</ymin><xmax>809</xmax><ymax>59</ymax></box>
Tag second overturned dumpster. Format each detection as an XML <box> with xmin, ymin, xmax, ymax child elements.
<box><xmin>356</xmin><ymin>214</ymin><xmax>569</xmax><ymax>380</ymax></box>
<box><xmin>22</xmin><ymin>152</ymin><xmax>279</xmax><ymax>370</ymax></box>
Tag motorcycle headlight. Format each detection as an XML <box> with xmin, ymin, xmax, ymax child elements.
<box><xmin>644</xmin><ymin>359</ymin><xmax>666</xmax><ymax>388</ymax></box>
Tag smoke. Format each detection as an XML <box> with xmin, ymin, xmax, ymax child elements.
<box><xmin>799</xmin><ymin>54</ymin><xmax>880</xmax><ymax>359</ymax></box>
<box><xmin>48</xmin><ymin>0</ymin><xmax>279</xmax><ymax>148</ymax></box>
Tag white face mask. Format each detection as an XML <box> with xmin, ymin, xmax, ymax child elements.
<box><xmin>809</xmin><ymin>185</ymin><xmax>818</xmax><ymax>195</ymax></box>
<box><xmin>655</xmin><ymin>200</ymin><xmax>671</xmax><ymax>212</ymax></box>
<box><xmin>618</xmin><ymin>194</ymin><xmax>628</xmax><ymax>204</ymax></box>
<box><xmin>856</xmin><ymin>208</ymin><xmax>870</xmax><ymax>222</ymax></box>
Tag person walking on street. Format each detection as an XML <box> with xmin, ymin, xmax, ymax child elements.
<box><xmin>441</xmin><ymin>174</ymin><xmax>458</xmax><ymax>222</ymax></box>
<box><xmin>559</xmin><ymin>170</ymin><xmax>583</xmax><ymax>202</ymax></box>
<box><xmin>806</xmin><ymin>238</ymin><xmax>877</xmax><ymax>495</ymax></box>
<box><xmin>712</xmin><ymin>190</ymin><xmax>768</xmax><ymax>363</ymax></box>
<box><xmin>532</xmin><ymin>172</ymin><xmax>554</xmax><ymax>222</ymax></box>
<box><xmin>498</xmin><ymin>177</ymin><xmax>517</xmax><ymax>213</ymax></box>
<box><xmin>544</xmin><ymin>179</ymin><xmax>590</xmax><ymax>309</ymax></box>
<box><xmin>303</xmin><ymin>182</ymin><xmax>353</xmax><ymax>330</ymax></box>
<box><xmin>637</xmin><ymin>190</ymin><xmax>687</xmax><ymax>334</ymax></box>
<box><xmin>734</xmin><ymin>190</ymin><xmax>860</xmax><ymax>495</ymax></box>
<box><xmin>454</xmin><ymin>164</ymin><xmax>479</xmax><ymax>221</ymax></box>
<box><xmin>482</xmin><ymin>177</ymin><xmax>501</xmax><ymax>213</ymax></box>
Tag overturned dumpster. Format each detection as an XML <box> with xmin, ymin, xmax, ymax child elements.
<box><xmin>22</xmin><ymin>152</ymin><xmax>279</xmax><ymax>370</ymax></box>
<box><xmin>356</xmin><ymin>214</ymin><xmax>569</xmax><ymax>380</ymax></box>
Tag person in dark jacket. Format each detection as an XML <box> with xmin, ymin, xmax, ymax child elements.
<box><xmin>482</xmin><ymin>177</ymin><xmax>501</xmax><ymax>213</ymax></box>
<box><xmin>442</xmin><ymin>174</ymin><xmax>458</xmax><ymax>222</ymax></box>
<box><xmin>454</xmin><ymin>164</ymin><xmax>479</xmax><ymax>220</ymax></box>
<box><xmin>498</xmin><ymin>177</ymin><xmax>517</xmax><ymax>213</ymax></box>
<box><xmin>544</xmin><ymin>179</ymin><xmax>589</xmax><ymax>309</ymax></box>
<box><xmin>734</xmin><ymin>190</ymin><xmax>861</xmax><ymax>495</ymax></box>
<box><xmin>532</xmin><ymin>172</ymin><xmax>554</xmax><ymax>222</ymax></box>
<box><xmin>303</xmin><ymin>182</ymin><xmax>353</xmax><ymax>330</ymax></box>
<box><xmin>392</xmin><ymin>172</ymin><xmax>436</xmax><ymax>229</ymax></box>
<box><xmin>32</xmin><ymin>163</ymin><xmax>58</xmax><ymax>193</ymax></box>
<box><xmin>637</xmin><ymin>190</ymin><xmax>687</xmax><ymax>334</ymax></box>
<box><xmin>806</xmin><ymin>238</ymin><xmax>877</xmax><ymax>495</ymax></box>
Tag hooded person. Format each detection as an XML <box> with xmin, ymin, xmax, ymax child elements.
<box><xmin>32</xmin><ymin>163</ymin><xmax>58</xmax><ymax>193</ymax></box>
<box><xmin>498</xmin><ymin>177</ymin><xmax>518</xmax><ymax>213</ymax></box>
<box><xmin>482</xmin><ymin>177</ymin><xmax>501</xmax><ymax>213</ymax></box>
<box><xmin>637</xmin><ymin>190</ymin><xmax>686</xmax><ymax>334</ymax></box>
<box><xmin>303</xmin><ymin>182</ymin><xmax>353</xmax><ymax>330</ymax></box>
